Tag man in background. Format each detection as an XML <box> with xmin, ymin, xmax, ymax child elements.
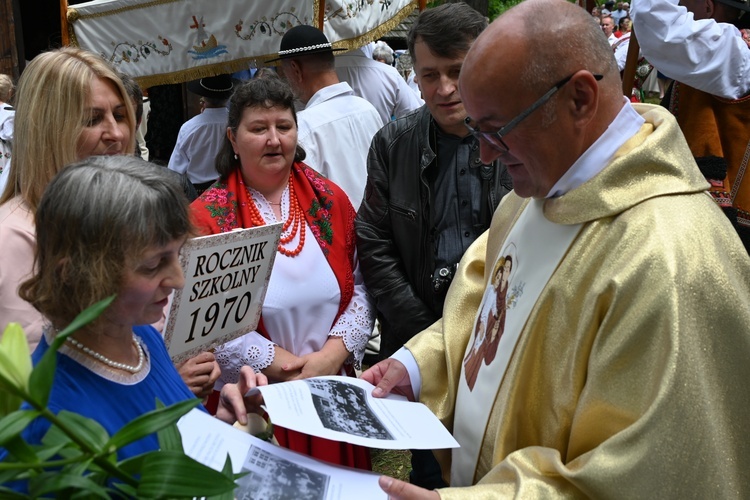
<box><xmin>168</xmin><ymin>74</ymin><xmax>233</xmax><ymax>196</ymax></box>
<box><xmin>356</xmin><ymin>2</ymin><xmax>512</xmax><ymax>490</ymax></box>
<box><xmin>271</xmin><ymin>25</ymin><xmax>382</xmax><ymax>210</ymax></box>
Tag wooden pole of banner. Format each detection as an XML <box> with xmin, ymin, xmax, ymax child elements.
<box><xmin>318</xmin><ymin>0</ymin><xmax>326</xmax><ymax>29</ymax></box>
<box><xmin>60</xmin><ymin>0</ymin><xmax>69</xmax><ymax>45</ymax></box>
<box><xmin>419</xmin><ymin>0</ymin><xmax>426</xmax><ymax>11</ymax></box>
<box><xmin>621</xmin><ymin>28</ymin><xmax>640</xmax><ymax>98</ymax></box>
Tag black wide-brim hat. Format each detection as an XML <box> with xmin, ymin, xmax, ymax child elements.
<box><xmin>187</xmin><ymin>74</ymin><xmax>234</xmax><ymax>100</ymax></box>
<box><xmin>266</xmin><ymin>24</ymin><xmax>346</xmax><ymax>63</ymax></box>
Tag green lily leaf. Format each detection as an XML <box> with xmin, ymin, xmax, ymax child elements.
<box><xmin>55</xmin><ymin>411</ymin><xmax>111</xmax><ymax>451</ymax></box>
<box><xmin>49</xmin><ymin>295</ymin><xmax>117</xmax><ymax>351</ymax></box>
<box><xmin>0</xmin><ymin>323</ymin><xmax>31</xmax><ymax>393</ymax></box>
<box><xmin>207</xmin><ymin>455</ymin><xmax>241</xmax><ymax>500</ymax></box>
<box><xmin>0</xmin><ymin>324</ymin><xmax>32</xmax><ymax>417</ymax></box>
<box><xmin>28</xmin><ymin>470</ymin><xmax>113</xmax><ymax>499</ymax></box>
<box><xmin>135</xmin><ymin>450</ymin><xmax>236</xmax><ymax>498</ymax></box>
<box><xmin>41</xmin><ymin>421</ymin><xmax>74</xmax><ymax>448</ymax></box>
<box><xmin>0</xmin><ymin>485</ymin><xmax>27</xmax><ymax>499</ymax></box>
<box><xmin>1</xmin><ymin>434</ymin><xmax>39</xmax><ymax>464</ymax></box>
<box><xmin>0</xmin><ymin>409</ymin><xmax>40</xmax><ymax>446</ymax></box>
<box><xmin>115</xmin><ymin>453</ymin><xmax>146</xmax><ymax>477</ymax></box>
<box><xmin>0</xmin><ymin>389</ymin><xmax>21</xmax><ymax>420</ymax></box>
<box><xmin>107</xmin><ymin>398</ymin><xmax>198</xmax><ymax>450</ymax></box>
<box><xmin>32</xmin><ymin>440</ymin><xmax>70</xmax><ymax>462</ymax></box>
<box><xmin>29</xmin><ymin>295</ymin><xmax>115</xmax><ymax>407</ymax></box>
<box><xmin>156</xmin><ymin>401</ymin><xmax>184</xmax><ymax>452</ymax></box>
<box><xmin>111</xmin><ymin>482</ymin><xmax>138</xmax><ymax>499</ymax></box>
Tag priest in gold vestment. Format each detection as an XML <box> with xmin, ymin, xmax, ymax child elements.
<box><xmin>363</xmin><ymin>1</ymin><xmax>750</xmax><ymax>498</ymax></box>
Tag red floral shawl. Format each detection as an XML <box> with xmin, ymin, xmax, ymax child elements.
<box><xmin>190</xmin><ymin>162</ymin><xmax>356</xmax><ymax>328</ymax></box>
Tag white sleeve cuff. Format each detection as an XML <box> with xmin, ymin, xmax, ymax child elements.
<box><xmin>391</xmin><ymin>347</ymin><xmax>422</xmax><ymax>401</ymax></box>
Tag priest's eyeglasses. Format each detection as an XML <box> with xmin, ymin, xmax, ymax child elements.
<box><xmin>464</xmin><ymin>73</ymin><xmax>604</xmax><ymax>153</ymax></box>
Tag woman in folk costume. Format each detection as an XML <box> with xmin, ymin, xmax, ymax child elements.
<box><xmin>190</xmin><ymin>75</ymin><xmax>375</xmax><ymax>469</ymax></box>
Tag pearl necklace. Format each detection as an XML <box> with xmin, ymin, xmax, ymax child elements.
<box><xmin>66</xmin><ymin>334</ymin><xmax>145</xmax><ymax>373</ymax></box>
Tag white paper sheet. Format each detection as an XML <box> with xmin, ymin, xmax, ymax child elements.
<box><xmin>251</xmin><ymin>376</ymin><xmax>459</xmax><ymax>450</ymax></box>
<box><xmin>178</xmin><ymin>409</ymin><xmax>386</xmax><ymax>500</ymax></box>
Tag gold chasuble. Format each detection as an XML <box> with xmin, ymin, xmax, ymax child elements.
<box><xmin>405</xmin><ymin>104</ymin><xmax>750</xmax><ymax>498</ymax></box>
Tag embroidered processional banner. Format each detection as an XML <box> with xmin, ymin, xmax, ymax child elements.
<box><xmin>67</xmin><ymin>0</ymin><xmax>417</xmax><ymax>88</ymax></box>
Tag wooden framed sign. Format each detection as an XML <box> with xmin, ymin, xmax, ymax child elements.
<box><xmin>164</xmin><ymin>223</ymin><xmax>281</xmax><ymax>363</ymax></box>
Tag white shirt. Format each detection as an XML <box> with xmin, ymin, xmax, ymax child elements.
<box><xmin>394</xmin><ymin>99</ymin><xmax>646</xmax><ymax>399</ymax></box>
<box><xmin>335</xmin><ymin>48</ymin><xmax>423</xmax><ymax>126</ymax></box>
<box><xmin>613</xmin><ymin>34</ymin><xmax>630</xmax><ymax>72</ymax></box>
<box><xmin>0</xmin><ymin>106</ymin><xmax>14</xmax><ymax>195</ymax></box>
<box><xmin>213</xmin><ymin>185</ymin><xmax>375</xmax><ymax>387</ymax></box>
<box><xmin>631</xmin><ymin>0</ymin><xmax>750</xmax><ymax>99</ymax></box>
<box><xmin>612</xmin><ymin>8</ymin><xmax>629</xmax><ymax>26</ymax></box>
<box><xmin>136</xmin><ymin>98</ymin><xmax>150</xmax><ymax>161</ymax></box>
<box><xmin>167</xmin><ymin>107</ymin><xmax>228</xmax><ymax>184</ymax></box>
<box><xmin>297</xmin><ymin>82</ymin><xmax>382</xmax><ymax>210</ymax></box>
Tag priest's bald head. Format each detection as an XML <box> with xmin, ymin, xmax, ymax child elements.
<box><xmin>460</xmin><ymin>0</ymin><xmax>623</xmax><ymax>198</ymax></box>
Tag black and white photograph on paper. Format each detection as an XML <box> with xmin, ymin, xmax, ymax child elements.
<box><xmin>251</xmin><ymin>375</ymin><xmax>460</xmax><ymax>449</ymax></box>
<box><xmin>306</xmin><ymin>379</ymin><xmax>394</xmax><ymax>440</ymax></box>
<box><xmin>235</xmin><ymin>445</ymin><xmax>329</xmax><ymax>500</ymax></box>
<box><xmin>178</xmin><ymin>409</ymin><xmax>386</xmax><ymax>499</ymax></box>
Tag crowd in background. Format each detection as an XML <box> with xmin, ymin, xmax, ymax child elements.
<box><xmin>1</xmin><ymin>0</ymin><xmax>750</xmax><ymax>496</ymax></box>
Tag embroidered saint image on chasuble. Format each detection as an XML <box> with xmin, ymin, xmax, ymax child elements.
<box><xmin>452</xmin><ymin>198</ymin><xmax>582</xmax><ymax>486</ymax></box>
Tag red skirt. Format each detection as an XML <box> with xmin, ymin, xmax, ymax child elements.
<box><xmin>204</xmin><ymin>391</ymin><xmax>371</xmax><ymax>470</ymax></box>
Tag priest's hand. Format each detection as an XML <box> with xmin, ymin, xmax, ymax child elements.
<box><xmin>176</xmin><ymin>351</ymin><xmax>221</xmax><ymax>399</ymax></box>
<box><xmin>379</xmin><ymin>475</ymin><xmax>440</xmax><ymax>499</ymax></box>
<box><xmin>216</xmin><ymin>366</ymin><xmax>268</xmax><ymax>425</ymax></box>
<box><xmin>361</xmin><ymin>358</ymin><xmax>415</xmax><ymax>401</ymax></box>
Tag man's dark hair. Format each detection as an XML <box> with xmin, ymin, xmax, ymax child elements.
<box><xmin>118</xmin><ymin>71</ymin><xmax>144</xmax><ymax>126</ymax></box>
<box><xmin>407</xmin><ymin>2</ymin><xmax>488</xmax><ymax>62</ymax></box>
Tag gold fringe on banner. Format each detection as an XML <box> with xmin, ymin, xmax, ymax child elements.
<box><xmin>330</xmin><ymin>2</ymin><xmax>417</xmax><ymax>52</ymax></box>
<box><xmin>313</xmin><ymin>0</ymin><xmax>321</xmax><ymax>29</ymax></box>
<box><xmin>133</xmin><ymin>56</ymin><xmax>273</xmax><ymax>89</ymax></box>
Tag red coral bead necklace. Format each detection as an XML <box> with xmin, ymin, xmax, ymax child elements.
<box><xmin>246</xmin><ymin>175</ymin><xmax>306</xmax><ymax>257</ymax></box>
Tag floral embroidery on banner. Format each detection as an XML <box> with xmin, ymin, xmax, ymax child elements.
<box><xmin>106</xmin><ymin>36</ymin><xmax>172</xmax><ymax>66</ymax></box>
<box><xmin>327</xmin><ymin>0</ymin><xmax>393</xmax><ymax>20</ymax></box>
<box><xmin>200</xmin><ymin>187</ymin><xmax>238</xmax><ymax>232</ymax></box>
<box><xmin>235</xmin><ymin>9</ymin><xmax>309</xmax><ymax>41</ymax></box>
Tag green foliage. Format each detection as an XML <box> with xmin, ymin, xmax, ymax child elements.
<box><xmin>0</xmin><ymin>297</ymin><xmax>239</xmax><ymax>499</ymax></box>
<box><xmin>488</xmin><ymin>0</ymin><xmax>525</xmax><ymax>19</ymax></box>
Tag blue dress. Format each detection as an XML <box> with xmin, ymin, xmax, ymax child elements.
<box><xmin>3</xmin><ymin>325</ymin><xmax>201</xmax><ymax>462</ymax></box>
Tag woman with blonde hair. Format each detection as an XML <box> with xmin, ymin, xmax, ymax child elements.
<box><xmin>0</xmin><ymin>47</ymin><xmax>135</xmax><ymax>349</ymax></box>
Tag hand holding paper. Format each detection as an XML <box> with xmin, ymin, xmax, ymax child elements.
<box><xmin>361</xmin><ymin>358</ymin><xmax>415</xmax><ymax>401</ymax></box>
<box><xmin>216</xmin><ymin>366</ymin><xmax>268</xmax><ymax>426</ymax></box>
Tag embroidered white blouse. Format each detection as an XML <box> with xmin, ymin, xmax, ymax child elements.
<box><xmin>214</xmin><ymin>185</ymin><xmax>375</xmax><ymax>387</ymax></box>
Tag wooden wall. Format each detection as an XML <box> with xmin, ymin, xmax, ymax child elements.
<box><xmin>0</xmin><ymin>0</ymin><xmax>21</xmax><ymax>79</ymax></box>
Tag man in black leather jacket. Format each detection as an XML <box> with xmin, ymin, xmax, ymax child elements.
<box><xmin>357</xmin><ymin>3</ymin><xmax>512</xmax><ymax>363</ymax></box>
<box><xmin>355</xmin><ymin>3</ymin><xmax>512</xmax><ymax>489</ymax></box>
